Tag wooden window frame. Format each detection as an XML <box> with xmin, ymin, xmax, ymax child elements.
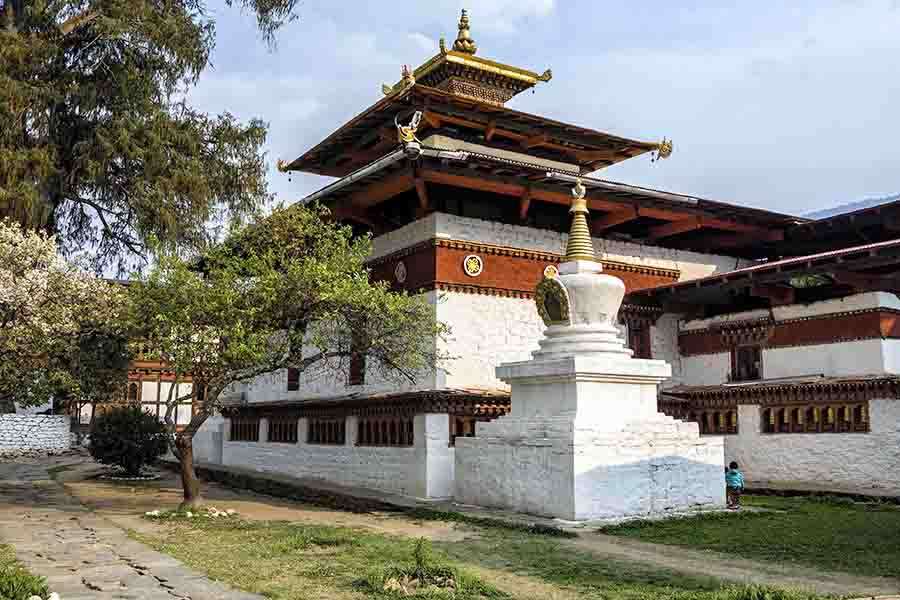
<box><xmin>356</xmin><ymin>416</ymin><xmax>414</xmax><ymax>447</ymax></box>
<box><xmin>761</xmin><ymin>402</ymin><xmax>870</xmax><ymax>434</ymax></box>
<box><xmin>230</xmin><ymin>418</ymin><xmax>260</xmax><ymax>442</ymax></box>
<box><xmin>730</xmin><ymin>344</ymin><xmax>762</xmax><ymax>382</ymax></box>
<box><xmin>626</xmin><ymin>321</ymin><xmax>652</xmax><ymax>359</ymax></box>
<box><xmin>268</xmin><ymin>418</ymin><xmax>299</xmax><ymax>444</ymax></box>
<box><xmin>286</xmin><ymin>367</ymin><xmax>300</xmax><ymax>392</ymax></box>
<box><xmin>307</xmin><ymin>418</ymin><xmax>346</xmax><ymax>445</ymax></box>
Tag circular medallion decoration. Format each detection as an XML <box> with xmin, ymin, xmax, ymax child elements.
<box><xmin>394</xmin><ymin>261</ymin><xmax>407</xmax><ymax>283</ymax></box>
<box><xmin>543</xmin><ymin>264</ymin><xmax>559</xmax><ymax>279</ymax></box>
<box><xmin>463</xmin><ymin>254</ymin><xmax>484</xmax><ymax>277</ymax></box>
<box><xmin>535</xmin><ymin>277</ymin><xmax>571</xmax><ymax>327</ymax></box>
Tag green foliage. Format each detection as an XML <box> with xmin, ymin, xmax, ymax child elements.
<box><xmin>601</xmin><ymin>494</ymin><xmax>900</xmax><ymax>578</ymax></box>
<box><xmin>0</xmin><ymin>544</ymin><xmax>48</xmax><ymax>600</ymax></box>
<box><xmin>0</xmin><ymin>0</ymin><xmax>298</xmax><ymax>270</ymax></box>
<box><xmin>129</xmin><ymin>203</ymin><xmax>448</xmax><ymax>437</ymax></box>
<box><xmin>0</xmin><ymin>219</ymin><xmax>131</xmax><ymax>408</ymax></box>
<box><xmin>89</xmin><ymin>405</ymin><xmax>169</xmax><ymax>476</ymax></box>
<box><xmin>710</xmin><ymin>585</ymin><xmax>823</xmax><ymax>600</ymax></box>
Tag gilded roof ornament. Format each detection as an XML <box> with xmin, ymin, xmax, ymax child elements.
<box><xmin>396</xmin><ymin>111</ymin><xmax>423</xmax><ymax>144</ymax></box>
<box><xmin>276</xmin><ymin>159</ymin><xmax>289</xmax><ymax>173</ymax></box>
<box><xmin>564</xmin><ymin>178</ymin><xmax>598</xmax><ymax>262</ymax></box>
<box><xmin>439</xmin><ymin>37</ymin><xmax>447</xmax><ymax>55</ymax></box>
<box><xmin>452</xmin><ymin>9</ymin><xmax>477</xmax><ymax>55</ymax></box>
<box><xmin>538</xmin><ymin>69</ymin><xmax>553</xmax><ymax>82</ymax></box>
<box><xmin>653</xmin><ymin>137</ymin><xmax>673</xmax><ymax>162</ymax></box>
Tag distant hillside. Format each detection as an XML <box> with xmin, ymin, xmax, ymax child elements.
<box><xmin>805</xmin><ymin>193</ymin><xmax>900</xmax><ymax>219</ymax></box>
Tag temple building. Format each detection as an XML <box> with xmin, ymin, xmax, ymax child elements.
<box><xmin>181</xmin><ymin>10</ymin><xmax>900</xmax><ymax>504</ymax></box>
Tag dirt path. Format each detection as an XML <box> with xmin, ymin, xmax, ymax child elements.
<box><xmin>567</xmin><ymin>534</ymin><xmax>900</xmax><ymax>597</ymax></box>
<box><xmin>60</xmin><ymin>458</ymin><xmax>900</xmax><ymax>598</ymax></box>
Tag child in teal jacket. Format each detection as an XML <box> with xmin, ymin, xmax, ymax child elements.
<box><xmin>725</xmin><ymin>461</ymin><xmax>744</xmax><ymax>509</ymax></box>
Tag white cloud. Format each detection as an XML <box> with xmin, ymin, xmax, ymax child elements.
<box><xmin>408</xmin><ymin>32</ymin><xmax>437</xmax><ymax>53</ymax></box>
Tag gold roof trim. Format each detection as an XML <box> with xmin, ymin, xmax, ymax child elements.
<box><xmin>383</xmin><ymin>9</ymin><xmax>551</xmax><ymax>98</ymax></box>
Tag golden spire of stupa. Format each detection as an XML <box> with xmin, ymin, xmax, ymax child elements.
<box><xmin>564</xmin><ymin>179</ymin><xmax>597</xmax><ymax>262</ymax></box>
<box><xmin>452</xmin><ymin>9</ymin><xmax>477</xmax><ymax>54</ymax></box>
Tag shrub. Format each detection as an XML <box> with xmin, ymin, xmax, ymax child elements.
<box><xmin>89</xmin><ymin>405</ymin><xmax>168</xmax><ymax>476</ymax></box>
<box><xmin>0</xmin><ymin>545</ymin><xmax>48</xmax><ymax>600</ymax></box>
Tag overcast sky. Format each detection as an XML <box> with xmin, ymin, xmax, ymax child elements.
<box><xmin>189</xmin><ymin>1</ymin><xmax>900</xmax><ymax>217</ymax></box>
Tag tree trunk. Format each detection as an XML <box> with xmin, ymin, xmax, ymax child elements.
<box><xmin>175</xmin><ymin>435</ymin><xmax>203</xmax><ymax>509</ymax></box>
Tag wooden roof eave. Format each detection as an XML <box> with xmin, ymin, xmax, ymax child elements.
<box><xmin>282</xmin><ymin>85</ymin><xmax>661</xmax><ymax>176</ymax></box>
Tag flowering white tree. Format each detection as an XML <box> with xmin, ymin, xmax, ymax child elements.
<box><xmin>0</xmin><ymin>219</ymin><xmax>130</xmax><ymax>412</ymax></box>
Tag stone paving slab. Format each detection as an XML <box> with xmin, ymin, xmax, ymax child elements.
<box><xmin>0</xmin><ymin>456</ymin><xmax>262</xmax><ymax>600</ymax></box>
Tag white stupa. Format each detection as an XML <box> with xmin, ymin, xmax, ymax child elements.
<box><xmin>454</xmin><ymin>181</ymin><xmax>726</xmax><ymax>521</ymax></box>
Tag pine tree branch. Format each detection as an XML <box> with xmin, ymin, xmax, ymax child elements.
<box><xmin>59</xmin><ymin>8</ymin><xmax>99</xmax><ymax>36</ymax></box>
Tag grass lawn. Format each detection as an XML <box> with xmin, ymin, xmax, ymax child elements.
<box><xmin>131</xmin><ymin>512</ymin><xmax>826</xmax><ymax>600</ymax></box>
<box><xmin>602</xmin><ymin>495</ymin><xmax>900</xmax><ymax>579</ymax></box>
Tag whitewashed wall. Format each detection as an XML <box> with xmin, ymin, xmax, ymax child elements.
<box><xmin>221</xmin><ymin>413</ymin><xmax>453</xmax><ymax>499</ymax></box>
<box><xmin>0</xmin><ymin>415</ymin><xmax>71</xmax><ymax>453</ymax></box>
<box><xmin>726</xmin><ymin>399</ymin><xmax>900</xmax><ymax>494</ymax></box>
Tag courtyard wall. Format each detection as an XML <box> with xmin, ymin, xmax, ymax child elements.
<box><xmin>220</xmin><ymin>413</ymin><xmax>453</xmax><ymax>499</ymax></box>
<box><xmin>725</xmin><ymin>399</ymin><xmax>900</xmax><ymax>495</ymax></box>
<box><xmin>0</xmin><ymin>415</ymin><xmax>72</xmax><ymax>453</ymax></box>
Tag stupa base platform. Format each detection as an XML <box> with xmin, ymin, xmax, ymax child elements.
<box><xmin>454</xmin><ymin>413</ymin><xmax>725</xmax><ymax>521</ymax></box>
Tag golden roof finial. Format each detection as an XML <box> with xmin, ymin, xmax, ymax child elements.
<box><xmin>453</xmin><ymin>9</ymin><xmax>477</xmax><ymax>55</ymax></box>
<box><xmin>564</xmin><ymin>179</ymin><xmax>597</xmax><ymax>262</ymax></box>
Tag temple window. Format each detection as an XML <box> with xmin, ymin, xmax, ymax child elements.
<box><xmin>762</xmin><ymin>408</ymin><xmax>775</xmax><ymax>433</ymax></box>
<box><xmin>761</xmin><ymin>403</ymin><xmax>869</xmax><ymax>434</ymax></box>
<box><xmin>790</xmin><ymin>407</ymin><xmax>804</xmax><ymax>433</ymax></box>
<box><xmin>307</xmin><ymin>418</ymin><xmax>345</xmax><ymax>445</ymax></box>
<box><xmin>450</xmin><ymin>416</ymin><xmax>478</xmax><ymax>446</ymax></box>
<box><xmin>286</xmin><ymin>368</ymin><xmax>300</xmax><ymax>391</ymax></box>
<box><xmin>348</xmin><ymin>334</ymin><xmax>366</xmax><ymax>386</ymax></box>
<box><xmin>805</xmin><ymin>407</ymin><xmax>820</xmax><ymax>432</ymax></box>
<box><xmin>141</xmin><ymin>378</ymin><xmax>194</xmax><ymax>427</ymax></box>
<box><xmin>268</xmin><ymin>418</ymin><xmax>299</xmax><ymax>444</ymax></box>
<box><xmin>627</xmin><ymin>321</ymin><xmax>652</xmax><ymax>359</ymax></box>
<box><xmin>230</xmin><ymin>418</ymin><xmax>260</xmax><ymax>442</ymax></box>
<box><xmin>853</xmin><ymin>404</ymin><xmax>869</xmax><ymax>432</ymax></box>
<box><xmin>127</xmin><ymin>382</ymin><xmax>139</xmax><ymax>403</ymax></box>
<box><xmin>731</xmin><ymin>345</ymin><xmax>762</xmax><ymax>382</ymax></box>
<box><xmin>357</xmin><ymin>417</ymin><xmax>414</xmax><ymax>447</ymax></box>
<box><xmin>726</xmin><ymin>410</ymin><xmax>738</xmax><ymax>434</ymax></box>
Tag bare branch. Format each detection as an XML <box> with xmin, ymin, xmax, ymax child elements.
<box><xmin>59</xmin><ymin>9</ymin><xmax>99</xmax><ymax>36</ymax></box>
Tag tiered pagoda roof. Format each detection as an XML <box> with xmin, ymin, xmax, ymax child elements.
<box><xmin>279</xmin><ymin>9</ymin><xmax>806</xmax><ymax>258</ymax></box>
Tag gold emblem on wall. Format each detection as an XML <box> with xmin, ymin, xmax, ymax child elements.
<box><xmin>463</xmin><ymin>255</ymin><xmax>484</xmax><ymax>277</ymax></box>
<box><xmin>394</xmin><ymin>261</ymin><xmax>407</xmax><ymax>284</ymax></box>
<box><xmin>543</xmin><ymin>264</ymin><xmax>559</xmax><ymax>279</ymax></box>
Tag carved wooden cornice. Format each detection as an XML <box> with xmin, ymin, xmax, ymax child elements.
<box><xmin>222</xmin><ymin>390</ymin><xmax>511</xmax><ymax>420</ymax></box>
<box><xmin>367</xmin><ymin>237</ymin><xmax>681</xmax><ymax>280</ymax></box>
<box><xmin>661</xmin><ymin>376</ymin><xmax>900</xmax><ymax>409</ymax></box>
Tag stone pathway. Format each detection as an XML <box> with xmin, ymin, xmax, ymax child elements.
<box><xmin>0</xmin><ymin>456</ymin><xmax>262</xmax><ymax>600</ymax></box>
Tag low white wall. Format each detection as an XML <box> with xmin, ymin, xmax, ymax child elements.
<box><xmin>0</xmin><ymin>415</ymin><xmax>71</xmax><ymax>453</ymax></box>
<box><xmin>221</xmin><ymin>413</ymin><xmax>453</xmax><ymax>499</ymax></box>
<box><xmin>725</xmin><ymin>400</ymin><xmax>900</xmax><ymax>493</ymax></box>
